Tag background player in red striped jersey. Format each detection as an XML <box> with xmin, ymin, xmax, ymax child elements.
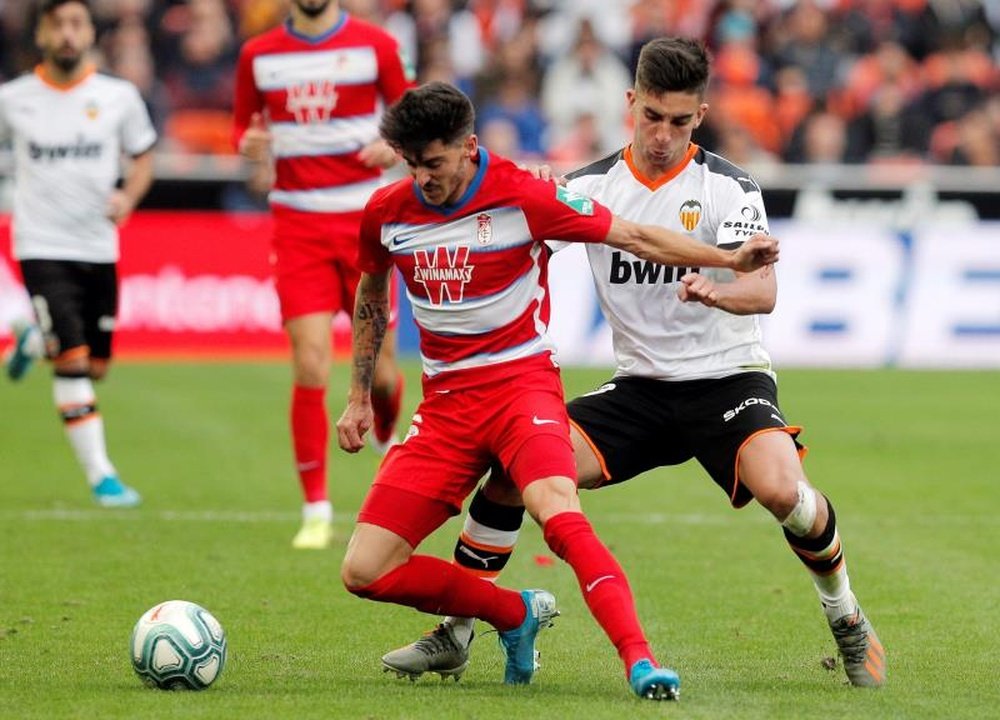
<box><xmin>233</xmin><ymin>0</ymin><xmax>413</xmax><ymax>549</ymax></box>
<box><xmin>335</xmin><ymin>81</ymin><xmax>777</xmax><ymax>700</ymax></box>
<box><xmin>2</xmin><ymin>0</ymin><xmax>155</xmax><ymax>507</ymax></box>
<box><xmin>385</xmin><ymin>37</ymin><xmax>886</xmax><ymax>691</ymax></box>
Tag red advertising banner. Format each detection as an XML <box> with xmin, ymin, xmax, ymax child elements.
<box><xmin>1</xmin><ymin>212</ymin><xmax>299</xmax><ymax>358</ymax></box>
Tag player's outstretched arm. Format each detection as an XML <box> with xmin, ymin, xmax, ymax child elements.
<box><xmin>337</xmin><ymin>270</ymin><xmax>392</xmax><ymax>453</ymax></box>
<box><xmin>678</xmin><ymin>263</ymin><xmax>777</xmax><ymax>315</ymax></box>
<box><xmin>605</xmin><ymin>218</ymin><xmax>779</xmax><ymax>270</ymax></box>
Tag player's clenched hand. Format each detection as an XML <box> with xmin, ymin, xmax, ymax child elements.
<box><xmin>337</xmin><ymin>398</ymin><xmax>374</xmax><ymax>453</ymax></box>
<box><xmin>730</xmin><ymin>234</ymin><xmax>779</xmax><ymax>272</ymax></box>
<box><xmin>239</xmin><ymin>112</ymin><xmax>271</xmax><ymax>163</ymax></box>
<box><xmin>677</xmin><ymin>272</ymin><xmax>719</xmax><ymax>307</ymax></box>
<box><xmin>521</xmin><ymin>163</ymin><xmax>567</xmax><ymax>185</ymax></box>
<box><xmin>359</xmin><ymin>138</ymin><xmax>399</xmax><ymax>169</ymax></box>
<box><xmin>106</xmin><ymin>190</ymin><xmax>135</xmax><ymax>225</ymax></box>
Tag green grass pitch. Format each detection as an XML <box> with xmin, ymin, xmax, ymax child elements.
<box><xmin>1</xmin><ymin>362</ymin><xmax>997</xmax><ymax>719</ymax></box>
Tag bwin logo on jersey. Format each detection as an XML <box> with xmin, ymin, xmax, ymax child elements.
<box><xmin>679</xmin><ymin>199</ymin><xmax>702</xmax><ymax>231</ymax></box>
<box><xmin>413</xmin><ymin>245</ymin><xmax>475</xmax><ymax>305</ymax></box>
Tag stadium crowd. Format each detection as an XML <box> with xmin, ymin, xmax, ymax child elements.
<box><xmin>1</xmin><ymin>0</ymin><xmax>998</xmax><ymax>167</ymax></box>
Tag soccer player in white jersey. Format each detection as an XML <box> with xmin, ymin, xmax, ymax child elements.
<box><xmin>384</xmin><ymin>38</ymin><xmax>887</xmax><ymax>690</ymax></box>
<box><xmin>233</xmin><ymin>0</ymin><xmax>413</xmax><ymax>549</ymax></box>
<box><xmin>336</xmin><ymin>82</ymin><xmax>775</xmax><ymax>700</ymax></box>
<box><xmin>1</xmin><ymin>0</ymin><xmax>155</xmax><ymax>507</ymax></box>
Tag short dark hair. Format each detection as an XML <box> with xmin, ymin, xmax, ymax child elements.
<box><xmin>35</xmin><ymin>0</ymin><xmax>91</xmax><ymax>27</ymax></box>
<box><xmin>635</xmin><ymin>37</ymin><xmax>711</xmax><ymax>96</ymax></box>
<box><xmin>379</xmin><ymin>81</ymin><xmax>475</xmax><ymax>157</ymax></box>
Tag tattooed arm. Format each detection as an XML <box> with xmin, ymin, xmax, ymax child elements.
<box><xmin>336</xmin><ymin>270</ymin><xmax>392</xmax><ymax>453</ymax></box>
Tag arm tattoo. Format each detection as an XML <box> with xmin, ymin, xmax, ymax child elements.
<box><xmin>351</xmin><ymin>272</ymin><xmax>391</xmax><ymax>393</ymax></box>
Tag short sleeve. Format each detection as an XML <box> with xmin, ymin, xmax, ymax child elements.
<box><xmin>520</xmin><ymin>175</ymin><xmax>612</xmax><ymax>245</ymax></box>
<box><xmin>715</xmin><ymin>181</ymin><xmax>769</xmax><ymax>248</ymax></box>
<box><xmin>356</xmin><ymin>193</ymin><xmax>393</xmax><ymax>273</ymax></box>
<box><xmin>120</xmin><ymin>83</ymin><xmax>157</xmax><ymax>156</ymax></box>
<box><xmin>232</xmin><ymin>44</ymin><xmax>262</xmax><ymax>149</ymax></box>
<box><xmin>374</xmin><ymin>34</ymin><xmax>414</xmax><ymax>106</ymax></box>
<box><xmin>0</xmin><ymin>89</ymin><xmax>9</xmax><ymax>146</ymax></box>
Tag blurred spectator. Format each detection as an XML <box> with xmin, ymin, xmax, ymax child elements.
<box><xmin>947</xmin><ymin>103</ymin><xmax>1000</xmax><ymax>166</ymax></box>
<box><xmin>538</xmin><ymin>0</ymin><xmax>632</xmax><ymax>64</ymax></box>
<box><xmin>785</xmin><ymin>106</ymin><xmax>872</xmax><ymax>164</ymax></box>
<box><xmin>541</xmin><ymin>18</ymin><xmax>630</xmax><ymax>155</ymax></box>
<box><xmin>710</xmin><ymin>42</ymin><xmax>782</xmax><ymax>153</ymax></box>
<box><xmin>478</xmin><ymin>69</ymin><xmax>546</xmax><ymax>157</ymax></box>
<box><xmin>711</xmin><ymin>120</ymin><xmax>780</xmax><ymax>170</ymax></box>
<box><xmin>770</xmin><ymin>1</ymin><xmax>843</xmax><ymax>101</ymax></box>
<box><xmin>547</xmin><ymin>110</ymin><xmax>603</xmax><ymax>164</ymax></box>
<box><xmin>479</xmin><ymin>115</ymin><xmax>523</xmax><ymax>158</ymax></box>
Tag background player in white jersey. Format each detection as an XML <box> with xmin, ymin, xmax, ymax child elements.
<box><xmin>1</xmin><ymin>0</ymin><xmax>155</xmax><ymax>507</ymax></box>
<box><xmin>234</xmin><ymin>0</ymin><xmax>412</xmax><ymax>550</ymax></box>
<box><xmin>384</xmin><ymin>37</ymin><xmax>886</xmax><ymax>690</ymax></box>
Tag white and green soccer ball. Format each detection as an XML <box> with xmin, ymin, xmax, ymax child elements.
<box><xmin>130</xmin><ymin>600</ymin><xmax>227</xmax><ymax>690</ymax></box>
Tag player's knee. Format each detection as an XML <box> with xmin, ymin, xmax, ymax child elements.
<box><xmin>340</xmin><ymin>554</ymin><xmax>378</xmax><ymax>593</ymax></box>
<box><xmin>89</xmin><ymin>360</ymin><xmax>109</xmax><ymax>381</ymax></box>
<box><xmin>521</xmin><ymin>476</ymin><xmax>579</xmax><ymax>525</ymax></box>
<box><xmin>778</xmin><ymin>480</ymin><xmax>819</xmax><ymax>536</ymax></box>
<box><xmin>752</xmin><ymin>468</ymin><xmax>806</xmax><ymax>521</ymax></box>
<box><xmin>292</xmin><ymin>347</ymin><xmax>329</xmax><ymax>386</ymax></box>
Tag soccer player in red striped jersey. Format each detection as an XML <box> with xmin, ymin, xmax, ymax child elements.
<box><xmin>233</xmin><ymin>0</ymin><xmax>414</xmax><ymax>549</ymax></box>
<box><xmin>335</xmin><ymin>82</ymin><xmax>777</xmax><ymax>699</ymax></box>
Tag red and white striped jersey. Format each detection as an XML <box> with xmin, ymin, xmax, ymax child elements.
<box><xmin>359</xmin><ymin>149</ymin><xmax>613</xmax><ymax>389</ymax></box>
<box><xmin>233</xmin><ymin>13</ymin><xmax>412</xmax><ymax>219</ymax></box>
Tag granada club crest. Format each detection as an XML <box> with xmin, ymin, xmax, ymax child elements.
<box><xmin>476</xmin><ymin>213</ymin><xmax>493</xmax><ymax>245</ymax></box>
<box><xmin>679</xmin><ymin>199</ymin><xmax>702</xmax><ymax>232</ymax></box>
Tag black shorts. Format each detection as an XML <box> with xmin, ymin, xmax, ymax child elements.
<box><xmin>567</xmin><ymin>372</ymin><xmax>805</xmax><ymax>508</ymax></box>
<box><xmin>19</xmin><ymin>259</ymin><xmax>118</xmax><ymax>361</ymax></box>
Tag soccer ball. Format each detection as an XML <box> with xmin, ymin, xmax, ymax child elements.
<box><xmin>130</xmin><ymin>600</ymin><xmax>227</xmax><ymax>690</ymax></box>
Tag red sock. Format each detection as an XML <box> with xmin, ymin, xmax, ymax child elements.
<box><xmin>352</xmin><ymin>555</ymin><xmax>526</xmax><ymax>631</ymax></box>
<box><xmin>543</xmin><ymin>512</ymin><xmax>655</xmax><ymax>673</ymax></box>
<box><xmin>291</xmin><ymin>385</ymin><xmax>327</xmax><ymax>503</ymax></box>
<box><xmin>371</xmin><ymin>372</ymin><xmax>403</xmax><ymax>444</ymax></box>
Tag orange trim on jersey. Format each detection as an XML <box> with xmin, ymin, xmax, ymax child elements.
<box><xmin>569</xmin><ymin>418</ymin><xmax>611</xmax><ymax>486</ymax></box>
<box><xmin>623</xmin><ymin>143</ymin><xmax>699</xmax><ymax>191</ymax></box>
<box><xmin>54</xmin><ymin>345</ymin><xmax>90</xmax><ymax>364</ymax></box>
<box><xmin>34</xmin><ymin>63</ymin><xmax>96</xmax><ymax>91</ymax></box>
<box><xmin>730</xmin><ymin>425</ymin><xmax>807</xmax><ymax>507</ymax></box>
<box><xmin>457</xmin><ymin>533</ymin><xmax>514</xmax><ymax>555</ymax></box>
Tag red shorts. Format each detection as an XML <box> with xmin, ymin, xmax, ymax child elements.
<box><xmin>271</xmin><ymin>207</ymin><xmax>398</xmax><ymax>324</ymax></box>
<box><xmin>357</xmin><ymin>362</ymin><xmax>576</xmax><ymax>545</ymax></box>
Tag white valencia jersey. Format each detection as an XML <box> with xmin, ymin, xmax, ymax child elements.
<box><xmin>0</xmin><ymin>68</ymin><xmax>157</xmax><ymax>262</ymax></box>
<box><xmin>561</xmin><ymin>143</ymin><xmax>773</xmax><ymax>381</ymax></box>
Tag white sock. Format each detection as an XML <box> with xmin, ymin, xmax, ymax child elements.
<box><xmin>53</xmin><ymin>377</ymin><xmax>116</xmax><ymax>487</ymax></box>
<box><xmin>303</xmin><ymin>500</ymin><xmax>333</xmax><ymax>523</ymax></box>
<box><xmin>444</xmin><ymin>616</ymin><xmax>475</xmax><ymax>647</ymax></box>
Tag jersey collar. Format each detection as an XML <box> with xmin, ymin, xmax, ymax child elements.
<box><xmin>34</xmin><ymin>63</ymin><xmax>96</xmax><ymax>92</ymax></box>
<box><xmin>413</xmin><ymin>148</ymin><xmax>490</xmax><ymax>216</ymax></box>
<box><xmin>624</xmin><ymin>142</ymin><xmax>698</xmax><ymax>191</ymax></box>
<box><xmin>284</xmin><ymin>11</ymin><xmax>347</xmax><ymax>44</ymax></box>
